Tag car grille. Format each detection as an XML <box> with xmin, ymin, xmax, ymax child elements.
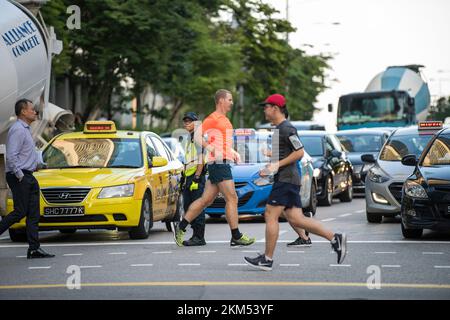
<box><xmin>388</xmin><ymin>182</ymin><xmax>403</xmax><ymax>203</ymax></box>
<box><xmin>41</xmin><ymin>188</ymin><xmax>91</xmax><ymax>204</ymax></box>
<box><xmin>208</xmin><ymin>191</ymin><xmax>254</xmax><ymax>208</ymax></box>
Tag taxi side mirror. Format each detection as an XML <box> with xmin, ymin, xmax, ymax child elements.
<box><xmin>151</xmin><ymin>156</ymin><xmax>168</xmax><ymax>167</ymax></box>
<box><xmin>401</xmin><ymin>154</ymin><xmax>417</xmax><ymax>167</ymax></box>
<box><xmin>361</xmin><ymin>154</ymin><xmax>376</xmax><ymax>163</ymax></box>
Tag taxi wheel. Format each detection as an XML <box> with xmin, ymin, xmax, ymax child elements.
<box><xmin>318</xmin><ymin>176</ymin><xmax>333</xmax><ymax>206</ymax></box>
<box><xmin>401</xmin><ymin>222</ymin><xmax>423</xmax><ymax>239</ymax></box>
<box><xmin>9</xmin><ymin>228</ymin><xmax>27</xmax><ymax>242</ymax></box>
<box><xmin>166</xmin><ymin>194</ymin><xmax>184</xmax><ymax>232</ymax></box>
<box><xmin>304</xmin><ymin>182</ymin><xmax>317</xmax><ymax>216</ymax></box>
<box><xmin>366</xmin><ymin>212</ymin><xmax>383</xmax><ymax>223</ymax></box>
<box><xmin>129</xmin><ymin>194</ymin><xmax>153</xmax><ymax>240</ymax></box>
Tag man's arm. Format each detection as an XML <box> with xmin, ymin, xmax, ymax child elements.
<box><xmin>6</xmin><ymin>127</ymin><xmax>25</xmax><ymax>180</ymax></box>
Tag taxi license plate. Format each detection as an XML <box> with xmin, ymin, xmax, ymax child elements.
<box><xmin>44</xmin><ymin>206</ymin><xmax>85</xmax><ymax>216</ymax></box>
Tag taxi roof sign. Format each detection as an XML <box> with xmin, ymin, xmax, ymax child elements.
<box><xmin>84</xmin><ymin>121</ymin><xmax>117</xmax><ymax>134</ymax></box>
<box><xmin>418</xmin><ymin>121</ymin><xmax>443</xmax><ymax>130</ymax></box>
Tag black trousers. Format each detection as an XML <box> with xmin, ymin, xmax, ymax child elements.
<box><xmin>183</xmin><ymin>175</ymin><xmax>206</xmax><ymax>236</ymax></box>
<box><xmin>0</xmin><ymin>172</ymin><xmax>40</xmax><ymax>250</ymax></box>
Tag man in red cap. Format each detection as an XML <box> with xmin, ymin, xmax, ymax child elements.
<box><xmin>244</xmin><ymin>94</ymin><xmax>347</xmax><ymax>271</ymax></box>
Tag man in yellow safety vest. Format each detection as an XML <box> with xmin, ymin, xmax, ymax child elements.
<box><xmin>181</xmin><ymin>112</ymin><xmax>207</xmax><ymax>246</ymax></box>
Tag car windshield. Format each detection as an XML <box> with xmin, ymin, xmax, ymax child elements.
<box><xmin>298</xmin><ymin>136</ymin><xmax>323</xmax><ymax>157</ymax></box>
<box><xmin>422</xmin><ymin>134</ymin><xmax>450</xmax><ymax>166</ymax></box>
<box><xmin>337</xmin><ymin>134</ymin><xmax>383</xmax><ymax>153</ymax></box>
<box><xmin>43</xmin><ymin>138</ymin><xmax>143</xmax><ymax>168</ymax></box>
<box><xmin>379</xmin><ymin>133</ymin><xmax>433</xmax><ymax>161</ymax></box>
<box><xmin>233</xmin><ymin>133</ymin><xmax>272</xmax><ymax>164</ymax></box>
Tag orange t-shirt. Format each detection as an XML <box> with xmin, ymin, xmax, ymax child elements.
<box><xmin>200</xmin><ymin>111</ymin><xmax>234</xmax><ymax>162</ymax></box>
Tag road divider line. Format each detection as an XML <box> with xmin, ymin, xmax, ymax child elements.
<box><xmin>2</xmin><ymin>281</ymin><xmax>449</xmax><ymax>290</ymax></box>
<box><xmin>108</xmin><ymin>252</ymin><xmax>127</xmax><ymax>255</ymax></box>
<box><xmin>152</xmin><ymin>251</ymin><xmax>172</xmax><ymax>254</ymax></box>
<box><xmin>79</xmin><ymin>265</ymin><xmax>102</xmax><ymax>269</ymax></box>
<box><xmin>28</xmin><ymin>266</ymin><xmax>51</xmax><ymax>270</ymax></box>
<box><xmin>280</xmin><ymin>264</ymin><xmax>299</xmax><ymax>267</ymax></box>
<box><xmin>339</xmin><ymin>214</ymin><xmax>352</xmax><ymax>217</ymax></box>
<box><xmin>375</xmin><ymin>252</ymin><xmax>397</xmax><ymax>254</ymax></box>
<box><xmin>329</xmin><ymin>264</ymin><xmax>351</xmax><ymax>267</ymax></box>
<box><xmin>434</xmin><ymin>266</ymin><xmax>450</xmax><ymax>269</ymax></box>
<box><xmin>196</xmin><ymin>251</ymin><xmax>216</xmax><ymax>253</ymax></box>
<box><xmin>423</xmin><ymin>252</ymin><xmax>444</xmax><ymax>255</ymax></box>
<box><xmin>354</xmin><ymin>210</ymin><xmax>365</xmax><ymax>213</ymax></box>
<box><xmin>321</xmin><ymin>218</ymin><xmax>336</xmax><ymax>222</ymax></box>
<box><xmin>382</xmin><ymin>265</ymin><xmax>401</xmax><ymax>268</ymax></box>
<box><xmin>178</xmin><ymin>263</ymin><xmax>201</xmax><ymax>266</ymax></box>
<box><xmin>130</xmin><ymin>264</ymin><xmax>153</xmax><ymax>267</ymax></box>
<box><xmin>228</xmin><ymin>264</ymin><xmax>247</xmax><ymax>266</ymax></box>
<box><xmin>287</xmin><ymin>251</ymin><xmax>305</xmax><ymax>253</ymax></box>
<box><xmin>63</xmin><ymin>253</ymin><xmax>83</xmax><ymax>256</ymax></box>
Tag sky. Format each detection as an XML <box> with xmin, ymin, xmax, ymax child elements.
<box><xmin>265</xmin><ymin>0</ymin><xmax>450</xmax><ymax>131</ymax></box>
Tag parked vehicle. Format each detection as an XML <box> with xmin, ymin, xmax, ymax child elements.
<box><xmin>298</xmin><ymin>131</ymin><xmax>353</xmax><ymax>206</ymax></box>
<box><xmin>257</xmin><ymin>121</ymin><xmax>325</xmax><ymax>132</ymax></box>
<box><xmin>336</xmin><ymin>128</ymin><xmax>392</xmax><ymax>195</ymax></box>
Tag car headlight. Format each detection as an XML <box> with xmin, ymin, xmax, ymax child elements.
<box><xmin>313</xmin><ymin>168</ymin><xmax>321</xmax><ymax>178</ymax></box>
<box><xmin>98</xmin><ymin>184</ymin><xmax>135</xmax><ymax>199</ymax></box>
<box><xmin>367</xmin><ymin>167</ymin><xmax>389</xmax><ymax>183</ymax></box>
<box><xmin>404</xmin><ymin>181</ymin><xmax>428</xmax><ymax>199</ymax></box>
<box><xmin>253</xmin><ymin>176</ymin><xmax>274</xmax><ymax>186</ymax></box>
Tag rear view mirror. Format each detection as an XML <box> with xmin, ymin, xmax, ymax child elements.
<box><xmin>361</xmin><ymin>154</ymin><xmax>376</xmax><ymax>163</ymax></box>
<box><xmin>401</xmin><ymin>154</ymin><xmax>417</xmax><ymax>167</ymax></box>
<box><xmin>152</xmin><ymin>156</ymin><xmax>168</xmax><ymax>167</ymax></box>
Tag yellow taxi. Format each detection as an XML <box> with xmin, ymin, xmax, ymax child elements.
<box><xmin>5</xmin><ymin>121</ymin><xmax>184</xmax><ymax>241</ymax></box>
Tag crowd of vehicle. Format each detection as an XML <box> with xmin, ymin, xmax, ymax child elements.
<box><xmin>2</xmin><ymin>119</ymin><xmax>449</xmax><ymax>243</ymax></box>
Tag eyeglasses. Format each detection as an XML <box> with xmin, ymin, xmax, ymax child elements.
<box><xmin>183</xmin><ymin>119</ymin><xmax>193</xmax><ymax>124</ymax></box>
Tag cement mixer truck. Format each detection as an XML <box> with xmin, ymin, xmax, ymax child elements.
<box><xmin>0</xmin><ymin>0</ymin><xmax>73</xmax><ymax>214</ymax></box>
<box><xmin>336</xmin><ymin>65</ymin><xmax>431</xmax><ymax>130</ymax></box>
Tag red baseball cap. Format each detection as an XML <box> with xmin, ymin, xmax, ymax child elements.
<box><xmin>258</xmin><ymin>94</ymin><xmax>286</xmax><ymax>108</ymax></box>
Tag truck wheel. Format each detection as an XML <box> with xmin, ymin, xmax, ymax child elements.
<box><xmin>129</xmin><ymin>193</ymin><xmax>153</xmax><ymax>239</ymax></box>
<box><xmin>401</xmin><ymin>222</ymin><xmax>423</xmax><ymax>239</ymax></box>
<box><xmin>366</xmin><ymin>212</ymin><xmax>382</xmax><ymax>223</ymax></box>
<box><xmin>339</xmin><ymin>174</ymin><xmax>353</xmax><ymax>202</ymax></box>
<box><xmin>9</xmin><ymin>228</ymin><xmax>27</xmax><ymax>242</ymax></box>
<box><xmin>318</xmin><ymin>176</ymin><xmax>333</xmax><ymax>206</ymax></box>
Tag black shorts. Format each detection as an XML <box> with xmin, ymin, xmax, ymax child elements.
<box><xmin>267</xmin><ymin>182</ymin><xmax>302</xmax><ymax>209</ymax></box>
<box><xmin>207</xmin><ymin>163</ymin><xmax>233</xmax><ymax>184</ymax></box>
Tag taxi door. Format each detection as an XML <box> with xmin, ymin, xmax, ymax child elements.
<box><xmin>145</xmin><ymin>136</ymin><xmax>167</xmax><ymax>220</ymax></box>
<box><xmin>148</xmin><ymin>135</ymin><xmax>172</xmax><ymax>219</ymax></box>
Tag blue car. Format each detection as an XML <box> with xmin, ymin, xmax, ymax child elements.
<box><xmin>204</xmin><ymin>129</ymin><xmax>317</xmax><ymax>217</ymax></box>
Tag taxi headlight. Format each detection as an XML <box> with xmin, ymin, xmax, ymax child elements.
<box><xmin>253</xmin><ymin>176</ymin><xmax>274</xmax><ymax>186</ymax></box>
<box><xmin>367</xmin><ymin>167</ymin><xmax>389</xmax><ymax>183</ymax></box>
<box><xmin>404</xmin><ymin>181</ymin><xmax>428</xmax><ymax>199</ymax></box>
<box><xmin>98</xmin><ymin>184</ymin><xmax>135</xmax><ymax>199</ymax></box>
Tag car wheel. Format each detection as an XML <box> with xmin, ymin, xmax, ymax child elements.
<box><xmin>8</xmin><ymin>228</ymin><xmax>27</xmax><ymax>242</ymax></box>
<box><xmin>366</xmin><ymin>211</ymin><xmax>383</xmax><ymax>223</ymax></box>
<box><xmin>318</xmin><ymin>176</ymin><xmax>333</xmax><ymax>206</ymax></box>
<box><xmin>59</xmin><ymin>229</ymin><xmax>77</xmax><ymax>234</ymax></box>
<box><xmin>401</xmin><ymin>222</ymin><xmax>423</xmax><ymax>239</ymax></box>
<box><xmin>129</xmin><ymin>193</ymin><xmax>153</xmax><ymax>239</ymax></box>
<box><xmin>166</xmin><ymin>194</ymin><xmax>184</xmax><ymax>232</ymax></box>
<box><xmin>304</xmin><ymin>181</ymin><xmax>317</xmax><ymax>216</ymax></box>
<box><xmin>339</xmin><ymin>174</ymin><xmax>353</xmax><ymax>202</ymax></box>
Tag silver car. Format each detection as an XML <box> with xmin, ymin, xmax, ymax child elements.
<box><xmin>362</xmin><ymin>125</ymin><xmax>440</xmax><ymax>223</ymax></box>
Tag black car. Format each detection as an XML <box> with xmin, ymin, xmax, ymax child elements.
<box><xmin>400</xmin><ymin>127</ymin><xmax>450</xmax><ymax>238</ymax></box>
<box><xmin>257</xmin><ymin>121</ymin><xmax>326</xmax><ymax>132</ymax></box>
<box><xmin>336</xmin><ymin>128</ymin><xmax>392</xmax><ymax>195</ymax></box>
<box><xmin>298</xmin><ymin>131</ymin><xmax>353</xmax><ymax>206</ymax></box>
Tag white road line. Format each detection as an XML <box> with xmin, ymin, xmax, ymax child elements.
<box><xmin>280</xmin><ymin>264</ymin><xmax>300</xmax><ymax>267</ymax></box>
<box><xmin>329</xmin><ymin>264</ymin><xmax>351</xmax><ymax>267</ymax></box>
<box><xmin>241</xmin><ymin>250</ymin><xmax>259</xmax><ymax>253</ymax></box>
<box><xmin>79</xmin><ymin>265</ymin><xmax>102</xmax><ymax>269</ymax></box>
<box><xmin>152</xmin><ymin>251</ymin><xmax>172</xmax><ymax>254</ymax></box>
<box><xmin>321</xmin><ymin>218</ymin><xmax>336</xmax><ymax>222</ymax></box>
<box><xmin>339</xmin><ymin>213</ymin><xmax>352</xmax><ymax>217</ymax></box>
<box><xmin>130</xmin><ymin>264</ymin><xmax>153</xmax><ymax>267</ymax></box>
<box><xmin>28</xmin><ymin>266</ymin><xmax>51</xmax><ymax>270</ymax></box>
<box><xmin>228</xmin><ymin>264</ymin><xmax>247</xmax><ymax>266</ymax></box>
<box><xmin>178</xmin><ymin>263</ymin><xmax>201</xmax><ymax>266</ymax></box>
<box><xmin>196</xmin><ymin>251</ymin><xmax>216</xmax><ymax>253</ymax></box>
<box><xmin>422</xmin><ymin>252</ymin><xmax>444</xmax><ymax>255</ymax></box>
<box><xmin>287</xmin><ymin>251</ymin><xmax>305</xmax><ymax>253</ymax></box>
<box><xmin>382</xmin><ymin>265</ymin><xmax>401</xmax><ymax>268</ymax></box>
<box><xmin>434</xmin><ymin>266</ymin><xmax>450</xmax><ymax>269</ymax></box>
<box><xmin>63</xmin><ymin>253</ymin><xmax>83</xmax><ymax>256</ymax></box>
<box><xmin>354</xmin><ymin>210</ymin><xmax>365</xmax><ymax>213</ymax></box>
<box><xmin>374</xmin><ymin>252</ymin><xmax>397</xmax><ymax>254</ymax></box>
<box><xmin>108</xmin><ymin>252</ymin><xmax>127</xmax><ymax>255</ymax></box>
<box><xmin>16</xmin><ymin>256</ymin><xmax>26</xmax><ymax>258</ymax></box>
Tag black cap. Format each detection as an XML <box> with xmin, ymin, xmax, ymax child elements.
<box><xmin>182</xmin><ymin>112</ymin><xmax>199</xmax><ymax>121</ymax></box>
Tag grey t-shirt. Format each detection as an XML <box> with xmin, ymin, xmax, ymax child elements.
<box><xmin>271</xmin><ymin>120</ymin><xmax>304</xmax><ymax>185</ymax></box>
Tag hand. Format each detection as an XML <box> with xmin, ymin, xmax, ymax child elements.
<box><xmin>261</xmin><ymin>148</ymin><xmax>272</xmax><ymax>157</ymax></box>
<box><xmin>189</xmin><ymin>181</ymin><xmax>199</xmax><ymax>191</ymax></box>
<box><xmin>232</xmin><ymin>150</ymin><xmax>241</xmax><ymax>164</ymax></box>
<box><xmin>259</xmin><ymin>162</ymin><xmax>279</xmax><ymax>177</ymax></box>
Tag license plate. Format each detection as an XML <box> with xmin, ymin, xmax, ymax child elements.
<box><xmin>44</xmin><ymin>206</ymin><xmax>85</xmax><ymax>216</ymax></box>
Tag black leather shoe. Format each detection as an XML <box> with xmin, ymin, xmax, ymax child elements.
<box><xmin>182</xmin><ymin>236</ymin><xmax>206</xmax><ymax>246</ymax></box>
<box><xmin>27</xmin><ymin>248</ymin><xmax>55</xmax><ymax>259</ymax></box>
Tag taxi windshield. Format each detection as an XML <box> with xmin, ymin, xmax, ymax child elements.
<box><xmin>379</xmin><ymin>134</ymin><xmax>432</xmax><ymax>161</ymax></box>
<box><xmin>43</xmin><ymin>138</ymin><xmax>143</xmax><ymax>169</ymax></box>
<box><xmin>422</xmin><ymin>134</ymin><xmax>450</xmax><ymax>166</ymax></box>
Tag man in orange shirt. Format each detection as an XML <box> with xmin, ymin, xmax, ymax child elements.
<box><xmin>172</xmin><ymin>89</ymin><xmax>255</xmax><ymax>247</ymax></box>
